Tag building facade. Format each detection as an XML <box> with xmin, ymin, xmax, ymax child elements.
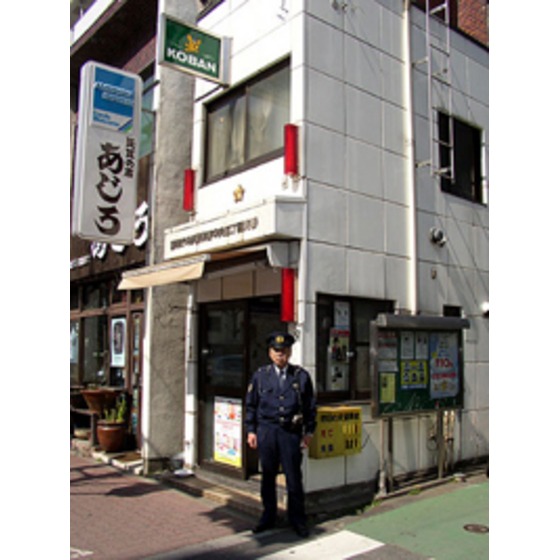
<box><xmin>71</xmin><ymin>0</ymin><xmax>489</xmax><ymax>501</ymax></box>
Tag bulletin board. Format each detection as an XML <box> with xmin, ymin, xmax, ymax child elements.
<box><xmin>370</xmin><ymin>314</ymin><xmax>470</xmax><ymax>416</ymax></box>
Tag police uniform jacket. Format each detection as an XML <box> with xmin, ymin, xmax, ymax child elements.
<box><xmin>245</xmin><ymin>364</ymin><xmax>316</xmax><ymax>436</ymax></box>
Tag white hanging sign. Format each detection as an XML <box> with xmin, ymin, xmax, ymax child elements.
<box><xmin>72</xmin><ymin>62</ymin><xmax>143</xmax><ymax>244</ymax></box>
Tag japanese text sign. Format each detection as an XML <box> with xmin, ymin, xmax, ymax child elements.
<box><xmin>72</xmin><ymin>62</ymin><xmax>142</xmax><ymax>244</ymax></box>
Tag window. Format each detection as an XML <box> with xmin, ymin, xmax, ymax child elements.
<box><xmin>199</xmin><ymin>0</ymin><xmax>225</xmax><ymax>17</ymax></box>
<box><xmin>70</xmin><ymin>282</ymin><xmax>144</xmax><ymax>388</ymax></box>
<box><xmin>443</xmin><ymin>304</ymin><xmax>462</xmax><ymax>317</ymax></box>
<box><xmin>438</xmin><ymin>112</ymin><xmax>483</xmax><ymax>203</ymax></box>
<box><xmin>70</xmin><ymin>320</ymin><xmax>80</xmax><ymax>386</ymax></box>
<box><xmin>205</xmin><ymin>60</ymin><xmax>290</xmax><ymax>182</ymax></box>
<box><xmin>139</xmin><ymin>66</ymin><xmax>156</xmax><ymax>159</ymax></box>
<box><xmin>316</xmin><ymin>295</ymin><xmax>394</xmax><ymax>400</ymax></box>
<box><xmin>83</xmin><ymin>316</ymin><xmax>108</xmax><ymax>386</ymax></box>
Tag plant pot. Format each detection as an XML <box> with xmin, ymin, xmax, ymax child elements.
<box><xmin>81</xmin><ymin>389</ymin><xmax>121</xmax><ymax>416</ymax></box>
<box><xmin>96</xmin><ymin>421</ymin><xmax>126</xmax><ymax>453</ymax></box>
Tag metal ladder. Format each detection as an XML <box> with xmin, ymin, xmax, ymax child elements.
<box><xmin>414</xmin><ymin>0</ymin><xmax>454</xmax><ymax>181</ymax></box>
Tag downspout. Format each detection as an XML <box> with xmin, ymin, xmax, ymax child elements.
<box><xmin>183</xmin><ymin>283</ymin><xmax>197</xmax><ymax>472</ymax></box>
<box><xmin>403</xmin><ymin>0</ymin><xmax>418</xmax><ymax>315</ymax></box>
<box><xmin>375</xmin><ymin>0</ymin><xmax>418</xmax><ymax>496</ymax></box>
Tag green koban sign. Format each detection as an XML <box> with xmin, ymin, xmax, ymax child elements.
<box><xmin>160</xmin><ymin>15</ymin><xmax>224</xmax><ymax>83</ymax></box>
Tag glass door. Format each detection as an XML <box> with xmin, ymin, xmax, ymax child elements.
<box><xmin>198</xmin><ymin>296</ymin><xmax>282</xmax><ymax>478</ymax></box>
<box><xmin>199</xmin><ymin>301</ymin><xmax>246</xmax><ymax>475</ymax></box>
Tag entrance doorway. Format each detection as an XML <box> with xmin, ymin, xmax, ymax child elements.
<box><xmin>198</xmin><ymin>296</ymin><xmax>282</xmax><ymax>479</ymax></box>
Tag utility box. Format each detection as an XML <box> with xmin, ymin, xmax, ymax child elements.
<box><xmin>309</xmin><ymin>406</ymin><xmax>362</xmax><ymax>459</ymax></box>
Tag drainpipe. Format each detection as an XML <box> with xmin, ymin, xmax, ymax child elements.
<box><xmin>375</xmin><ymin>0</ymin><xmax>419</xmax><ymax>496</ymax></box>
<box><xmin>184</xmin><ymin>283</ymin><xmax>197</xmax><ymax>471</ymax></box>
<box><xmin>403</xmin><ymin>0</ymin><xmax>418</xmax><ymax>316</ymax></box>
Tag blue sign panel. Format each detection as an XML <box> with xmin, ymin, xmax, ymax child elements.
<box><xmin>91</xmin><ymin>67</ymin><xmax>137</xmax><ymax>132</ymax></box>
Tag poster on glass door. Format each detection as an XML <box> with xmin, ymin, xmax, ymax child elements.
<box><xmin>214</xmin><ymin>397</ymin><xmax>242</xmax><ymax>467</ymax></box>
<box><xmin>111</xmin><ymin>317</ymin><xmax>126</xmax><ymax>367</ymax></box>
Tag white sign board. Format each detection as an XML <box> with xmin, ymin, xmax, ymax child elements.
<box><xmin>72</xmin><ymin>62</ymin><xmax>142</xmax><ymax>244</ymax></box>
<box><xmin>213</xmin><ymin>397</ymin><xmax>242</xmax><ymax>467</ymax></box>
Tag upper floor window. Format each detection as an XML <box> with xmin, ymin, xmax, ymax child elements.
<box><xmin>438</xmin><ymin>112</ymin><xmax>483</xmax><ymax>204</ymax></box>
<box><xmin>204</xmin><ymin>59</ymin><xmax>290</xmax><ymax>183</ymax></box>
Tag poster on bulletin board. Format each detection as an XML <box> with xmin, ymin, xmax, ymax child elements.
<box><xmin>371</xmin><ymin>315</ymin><xmax>469</xmax><ymax>416</ymax></box>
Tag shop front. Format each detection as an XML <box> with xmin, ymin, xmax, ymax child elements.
<box><xmin>70</xmin><ymin>156</ymin><xmax>150</xmax><ymax>451</ymax></box>
<box><xmin>70</xmin><ymin>279</ymin><xmax>145</xmax><ymax>449</ymax></box>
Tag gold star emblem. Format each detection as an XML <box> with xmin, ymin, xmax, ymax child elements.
<box><xmin>233</xmin><ymin>184</ymin><xmax>245</xmax><ymax>203</ymax></box>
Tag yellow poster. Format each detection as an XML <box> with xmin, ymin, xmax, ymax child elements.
<box><xmin>400</xmin><ymin>360</ymin><xmax>428</xmax><ymax>389</ymax></box>
<box><xmin>380</xmin><ymin>373</ymin><xmax>396</xmax><ymax>403</ymax></box>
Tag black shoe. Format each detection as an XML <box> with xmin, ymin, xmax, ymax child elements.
<box><xmin>293</xmin><ymin>523</ymin><xmax>309</xmax><ymax>538</ymax></box>
<box><xmin>252</xmin><ymin>520</ymin><xmax>275</xmax><ymax>534</ymax></box>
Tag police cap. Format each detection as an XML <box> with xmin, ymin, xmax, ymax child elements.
<box><xmin>267</xmin><ymin>331</ymin><xmax>295</xmax><ymax>350</ymax></box>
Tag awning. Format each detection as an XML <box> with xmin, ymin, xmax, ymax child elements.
<box><xmin>118</xmin><ymin>241</ymin><xmax>299</xmax><ymax>290</ymax></box>
<box><xmin>118</xmin><ymin>255</ymin><xmax>208</xmax><ymax>290</ymax></box>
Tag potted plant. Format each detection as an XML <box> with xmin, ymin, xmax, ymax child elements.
<box><xmin>96</xmin><ymin>395</ymin><xmax>128</xmax><ymax>453</ymax></box>
<box><xmin>81</xmin><ymin>386</ymin><xmax>122</xmax><ymax>416</ymax></box>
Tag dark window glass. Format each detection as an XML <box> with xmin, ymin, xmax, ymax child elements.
<box><xmin>82</xmin><ymin>282</ymin><xmax>109</xmax><ymax>310</ymax></box>
<box><xmin>438</xmin><ymin>113</ymin><xmax>483</xmax><ymax>203</ymax></box>
<box><xmin>83</xmin><ymin>316</ymin><xmax>108</xmax><ymax>385</ymax></box>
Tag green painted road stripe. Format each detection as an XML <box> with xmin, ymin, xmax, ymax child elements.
<box><xmin>346</xmin><ymin>482</ymin><xmax>489</xmax><ymax>560</ymax></box>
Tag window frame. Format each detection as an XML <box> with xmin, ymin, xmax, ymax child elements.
<box><xmin>70</xmin><ymin>280</ymin><xmax>144</xmax><ymax>389</ymax></box>
<box><xmin>203</xmin><ymin>58</ymin><xmax>290</xmax><ymax>185</ymax></box>
<box><xmin>315</xmin><ymin>294</ymin><xmax>394</xmax><ymax>402</ymax></box>
<box><xmin>438</xmin><ymin>112</ymin><xmax>484</xmax><ymax>204</ymax></box>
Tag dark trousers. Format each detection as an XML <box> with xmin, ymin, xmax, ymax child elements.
<box><xmin>257</xmin><ymin>423</ymin><xmax>306</xmax><ymax>527</ymax></box>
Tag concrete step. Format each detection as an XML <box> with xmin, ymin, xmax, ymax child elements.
<box><xmin>159</xmin><ymin>470</ymin><xmax>274</xmax><ymax>519</ymax></box>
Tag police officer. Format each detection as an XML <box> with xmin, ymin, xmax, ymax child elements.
<box><xmin>245</xmin><ymin>332</ymin><xmax>316</xmax><ymax>538</ymax></box>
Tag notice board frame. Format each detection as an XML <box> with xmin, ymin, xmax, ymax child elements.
<box><xmin>370</xmin><ymin>314</ymin><xmax>470</xmax><ymax>417</ymax></box>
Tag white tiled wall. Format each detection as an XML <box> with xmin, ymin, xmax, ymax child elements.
<box><xmin>191</xmin><ymin>0</ymin><xmax>489</xmax><ymax>486</ymax></box>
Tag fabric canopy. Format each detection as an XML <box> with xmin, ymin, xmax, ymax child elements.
<box><xmin>118</xmin><ymin>259</ymin><xmax>206</xmax><ymax>290</ymax></box>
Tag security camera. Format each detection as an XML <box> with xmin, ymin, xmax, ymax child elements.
<box><xmin>429</xmin><ymin>227</ymin><xmax>447</xmax><ymax>247</ymax></box>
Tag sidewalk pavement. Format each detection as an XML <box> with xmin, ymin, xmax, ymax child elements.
<box><xmin>71</xmin><ymin>452</ymin><xmax>488</xmax><ymax>560</ymax></box>
<box><xmin>70</xmin><ymin>453</ymin><xmax>254</xmax><ymax>559</ymax></box>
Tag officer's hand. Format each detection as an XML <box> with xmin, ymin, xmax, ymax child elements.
<box><xmin>247</xmin><ymin>432</ymin><xmax>258</xmax><ymax>449</ymax></box>
<box><xmin>301</xmin><ymin>434</ymin><xmax>313</xmax><ymax>449</ymax></box>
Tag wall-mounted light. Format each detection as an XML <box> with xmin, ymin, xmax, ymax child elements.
<box><xmin>281</xmin><ymin>267</ymin><xmax>295</xmax><ymax>322</ymax></box>
<box><xmin>284</xmin><ymin>124</ymin><xmax>298</xmax><ymax>177</ymax></box>
<box><xmin>184</xmin><ymin>169</ymin><xmax>195</xmax><ymax>212</ymax></box>
<box><xmin>331</xmin><ymin>0</ymin><xmax>348</xmax><ymax>11</ymax></box>
<box><xmin>429</xmin><ymin>227</ymin><xmax>446</xmax><ymax>247</ymax></box>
